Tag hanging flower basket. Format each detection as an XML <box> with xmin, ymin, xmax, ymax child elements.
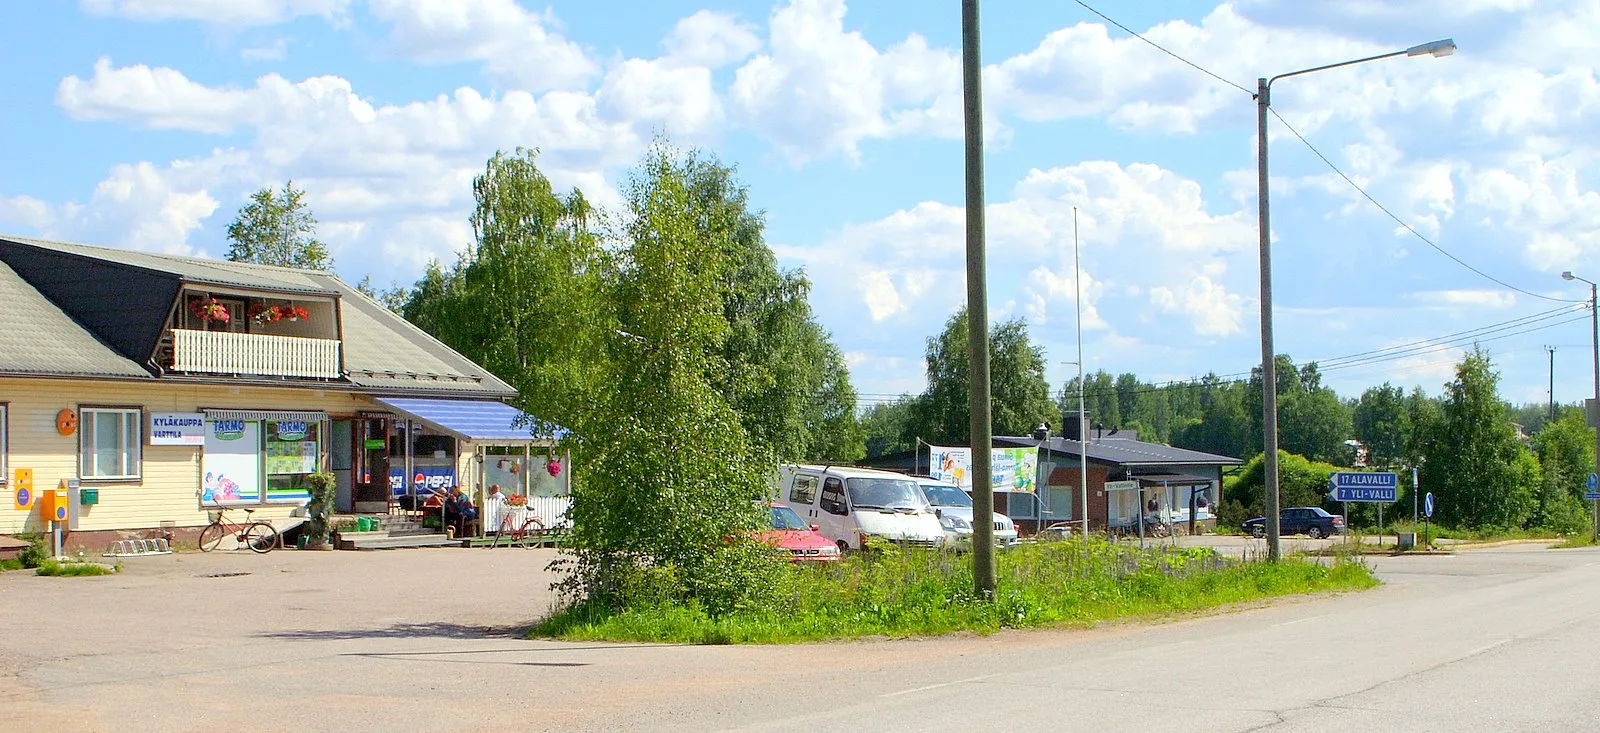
<box><xmin>250</xmin><ymin>304</ymin><xmax>310</xmax><ymax>326</ymax></box>
<box><xmin>188</xmin><ymin>296</ymin><xmax>230</xmax><ymax>324</ymax></box>
<box><xmin>547</xmin><ymin>458</ymin><xmax>562</xmax><ymax>477</ymax></box>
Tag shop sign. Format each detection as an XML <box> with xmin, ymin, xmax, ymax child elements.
<box><xmin>150</xmin><ymin>412</ymin><xmax>206</xmax><ymax>445</ymax></box>
<box><xmin>274</xmin><ymin>421</ymin><xmax>310</xmax><ymax>441</ymax></box>
<box><xmin>211</xmin><ymin>420</ymin><xmax>247</xmax><ymax>441</ymax></box>
<box><xmin>364</xmin><ymin>438</ymin><xmax>386</xmax><ymax>450</ymax></box>
<box><xmin>390</xmin><ymin>466</ymin><xmax>456</xmax><ymax>495</ymax></box>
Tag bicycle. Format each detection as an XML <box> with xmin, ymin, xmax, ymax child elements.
<box><xmin>490</xmin><ymin>508</ymin><xmax>545</xmax><ymax>549</ymax></box>
<box><xmin>198</xmin><ymin>508</ymin><xmax>279</xmax><ymax>553</ymax></box>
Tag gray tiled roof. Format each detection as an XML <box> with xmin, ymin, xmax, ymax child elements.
<box><xmin>0</xmin><ymin>235</ymin><xmax>338</xmax><ymax>296</ymax></box>
<box><xmin>0</xmin><ymin>259</ymin><xmax>150</xmax><ymax>378</ymax></box>
<box><xmin>0</xmin><ymin>236</ymin><xmax>514</xmax><ymax>397</ymax></box>
<box><xmin>996</xmin><ymin>435</ymin><xmax>1243</xmax><ymax>466</ymax></box>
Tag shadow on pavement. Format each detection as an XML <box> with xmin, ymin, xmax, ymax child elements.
<box><xmin>258</xmin><ymin>621</ymin><xmax>533</xmax><ymax>640</ymax></box>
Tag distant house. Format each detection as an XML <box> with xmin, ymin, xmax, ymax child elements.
<box><xmin>0</xmin><ymin>235</ymin><xmax>564</xmax><ymax>551</ymax></box>
<box><xmin>857</xmin><ymin>424</ymin><xmax>1242</xmax><ymax>534</ymax></box>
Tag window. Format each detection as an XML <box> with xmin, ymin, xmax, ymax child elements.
<box><xmin>264</xmin><ymin>420</ymin><xmax>320</xmax><ymax>503</ymax></box>
<box><xmin>820</xmin><ymin>477</ymin><xmax>848</xmax><ymax>515</ymax></box>
<box><xmin>80</xmin><ymin>408</ymin><xmax>141</xmax><ymax>480</ymax></box>
<box><xmin>789</xmin><ymin>474</ymin><xmax>818</xmax><ymax>505</ymax></box>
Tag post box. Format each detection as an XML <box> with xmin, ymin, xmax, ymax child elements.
<box><xmin>40</xmin><ymin>481</ymin><xmax>69</xmax><ymax>523</ymax></box>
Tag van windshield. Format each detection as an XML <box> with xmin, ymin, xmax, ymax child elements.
<box><xmin>920</xmin><ymin>484</ymin><xmax>972</xmax><ymax>508</ymax></box>
<box><xmin>846</xmin><ymin>478</ymin><xmax>927</xmax><ymax>511</ymax></box>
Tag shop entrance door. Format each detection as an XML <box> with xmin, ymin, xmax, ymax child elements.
<box><xmin>353</xmin><ymin>417</ymin><xmax>391</xmax><ymax>512</ymax></box>
<box><xmin>330</xmin><ymin>419</ymin><xmax>354</xmax><ymax>512</ymax></box>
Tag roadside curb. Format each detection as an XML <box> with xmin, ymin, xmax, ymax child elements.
<box><xmin>1452</xmin><ymin>538</ymin><xmax>1560</xmax><ymax>550</ymax></box>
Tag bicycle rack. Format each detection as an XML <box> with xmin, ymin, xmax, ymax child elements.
<box><xmin>103</xmin><ymin>538</ymin><xmax>173</xmax><ymax>558</ymax></box>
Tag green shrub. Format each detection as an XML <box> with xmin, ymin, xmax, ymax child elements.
<box><xmin>35</xmin><ymin>559</ymin><xmax>118</xmax><ymax>577</ymax></box>
<box><xmin>17</xmin><ymin>534</ymin><xmax>48</xmax><ymax>569</ymax></box>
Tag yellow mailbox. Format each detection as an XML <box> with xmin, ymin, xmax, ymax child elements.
<box><xmin>39</xmin><ymin>481</ymin><xmax>68</xmax><ymax>523</ymax></box>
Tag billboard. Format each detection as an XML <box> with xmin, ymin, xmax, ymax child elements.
<box><xmin>928</xmin><ymin>446</ymin><xmax>1039</xmax><ymax>493</ymax></box>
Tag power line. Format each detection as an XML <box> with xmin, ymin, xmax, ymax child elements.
<box><xmin>1267</xmin><ymin>108</ymin><xmax>1584</xmax><ymax>304</ymax></box>
<box><xmin>1070</xmin><ymin>0</ymin><xmax>1254</xmax><ymax>96</ymax></box>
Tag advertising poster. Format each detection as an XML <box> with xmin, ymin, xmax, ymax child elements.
<box><xmin>201</xmin><ymin>420</ymin><xmax>261</xmax><ymax>505</ymax></box>
<box><xmin>389</xmin><ymin>466</ymin><xmax>457</xmax><ymax>496</ymax></box>
<box><xmin>928</xmin><ymin>445</ymin><xmax>1039</xmax><ymax>493</ymax></box>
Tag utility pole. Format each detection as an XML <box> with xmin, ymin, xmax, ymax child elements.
<box><xmin>1548</xmin><ymin>346</ymin><xmax>1557</xmax><ymax>423</ymax></box>
<box><xmin>961</xmin><ymin>0</ymin><xmax>996</xmax><ymax>597</ymax></box>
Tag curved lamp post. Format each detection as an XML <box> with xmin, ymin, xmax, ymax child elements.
<box><xmin>1561</xmin><ymin>271</ymin><xmax>1600</xmax><ymax>543</ymax></box>
<box><xmin>1255</xmin><ymin>38</ymin><xmax>1456</xmax><ymax>561</ymax></box>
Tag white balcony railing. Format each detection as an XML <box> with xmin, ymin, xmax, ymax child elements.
<box><xmin>171</xmin><ymin>328</ymin><xmax>341</xmax><ymax>379</ymax></box>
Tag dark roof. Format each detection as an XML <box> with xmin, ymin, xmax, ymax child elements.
<box><xmin>997</xmin><ymin>435</ymin><xmax>1243</xmax><ymax>466</ymax></box>
<box><xmin>0</xmin><ymin>259</ymin><xmax>150</xmax><ymax>378</ymax></box>
<box><xmin>0</xmin><ymin>235</ymin><xmax>514</xmax><ymax>397</ymax></box>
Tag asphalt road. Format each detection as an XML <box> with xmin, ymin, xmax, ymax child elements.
<box><xmin>2</xmin><ymin>542</ymin><xmax>1597</xmax><ymax>732</ymax></box>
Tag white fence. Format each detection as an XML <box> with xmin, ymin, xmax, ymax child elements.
<box><xmin>483</xmin><ymin>496</ymin><xmax>571</xmax><ymax>536</ymax></box>
<box><xmin>172</xmin><ymin>328</ymin><xmax>341</xmax><ymax>379</ymax></box>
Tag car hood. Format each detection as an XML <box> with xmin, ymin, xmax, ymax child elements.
<box><xmin>854</xmin><ymin>508</ymin><xmax>945</xmax><ymax>542</ymax></box>
<box><xmin>757</xmin><ymin>529</ymin><xmax>835</xmax><ymax>551</ymax></box>
<box><xmin>932</xmin><ymin>506</ymin><xmax>1016</xmax><ymax>531</ymax></box>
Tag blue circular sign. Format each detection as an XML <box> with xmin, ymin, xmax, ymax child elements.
<box><xmin>15</xmin><ymin>487</ymin><xmax>29</xmax><ymax>507</ymax></box>
<box><xmin>1588</xmin><ymin>473</ymin><xmax>1599</xmax><ymax>492</ymax></box>
<box><xmin>1424</xmin><ymin>492</ymin><xmax>1435</xmax><ymax>519</ymax></box>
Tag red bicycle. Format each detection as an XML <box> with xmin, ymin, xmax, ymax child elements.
<box><xmin>490</xmin><ymin>509</ymin><xmax>545</xmax><ymax>549</ymax></box>
<box><xmin>198</xmin><ymin>508</ymin><xmax>279</xmax><ymax>553</ymax></box>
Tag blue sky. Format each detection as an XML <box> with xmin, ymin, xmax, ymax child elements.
<box><xmin>2</xmin><ymin>0</ymin><xmax>1597</xmax><ymax>411</ymax></box>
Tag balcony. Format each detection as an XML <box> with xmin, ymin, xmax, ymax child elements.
<box><xmin>169</xmin><ymin>328</ymin><xmax>341</xmax><ymax>379</ymax></box>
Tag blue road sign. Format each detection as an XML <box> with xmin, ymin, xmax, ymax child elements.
<box><xmin>1586</xmin><ymin>472</ymin><xmax>1600</xmax><ymax>500</ymax></box>
<box><xmin>1329</xmin><ymin>471</ymin><xmax>1398</xmax><ymax>503</ymax></box>
<box><xmin>1424</xmin><ymin>492</ymin><xmax>1435</xmax><ymax>518</ymax></box>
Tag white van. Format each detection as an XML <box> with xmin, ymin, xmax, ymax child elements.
<box><xmin>776</xmin><ymin>465</ymin><xmax>946</xmax><ymax>551</ymax></box>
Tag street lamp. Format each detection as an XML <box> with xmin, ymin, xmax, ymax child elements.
<box><xmin>1561</xmin><ymin>270</ymin><xmax>1600</xmax><ymax>543</ymax></box>
<box><xmin>1255</xmin><ymin>38</ymin><xmax>1456</xmax><ymax>561</ymax></box>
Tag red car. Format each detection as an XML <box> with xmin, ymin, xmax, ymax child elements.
<box><xmin>761</xmin><ymin>504</ymin><xmax>842</xmax><ymax>562</ymax></box>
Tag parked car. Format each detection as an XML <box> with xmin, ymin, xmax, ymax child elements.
<box><xmin>1242</xmin><ymin>507</ymin><xmax>1345</xmax><ymax>538</ymax></box>
<box><xmin>914</xmin><ymin>477</ymin><xmax>1020</xmax><ymax>549</ymax></box>
<box><xmin>776</xmin><ymin>465</ymin><xmax>945</xmax><ymax>550</ymax></box>
<box><xmin>759</xmin><ymin>504</ymin><xmax>842</xmax><ymax>562</ymax></box>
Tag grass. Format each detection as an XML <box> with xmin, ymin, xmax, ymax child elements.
<box><xmin>34</xmin><ymin>559</ymin><xmax>119</xmax><ymax>577</ymax></box>
<box><xmin>1371</xmin><ymin>521</ymin><xmax>1567</xmax><ymax>544</ymax></box>
<box><xmin>1551</xmin><ymin>535</ymin><xmax>1600</xmax><ymax>549</ymax></box>
<box><xmin>531</xmin><ymin>539</ymin><xmax>1378</xmax><ymax>644</ymax></box>
<box><xmin>0</xmin><ymin>558</ymin><xmax>25</xmax><ymax>572</ymax></box>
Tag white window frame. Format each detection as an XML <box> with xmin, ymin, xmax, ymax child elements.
<box><xmin>79</xmin><ymin>407</ymin><xmax>143</xmax><ymax>481</ymax></box>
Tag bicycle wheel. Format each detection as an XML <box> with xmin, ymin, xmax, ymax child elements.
<box><xmin>244</xmin><ymin>522</ymin><xmax>279</xmax><ymax>553</ymax></box>
<box><xmin>198</xmin><ymin>522</ymin><xmax>227</xmax><ymax>552</ymax></box>
<box><xmin>517</xmin><ymin>523</ymin><xmax>544</xmax><ymax>549</ymax></box>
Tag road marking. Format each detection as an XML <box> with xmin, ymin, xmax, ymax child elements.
<box><xmin>881</xmin><ymin>673</ymin><xmax>1000</xmax><ymax>697</ymax></box>
<box><xmin>1275</xmin><ymin>614</ymin><xmax>1325</xmax><ymax>627</ymax></box>
<box><xmin>1464</xmin><ymin>638</ymin><xmax>1512</xmax><ymax>658</ymax></box>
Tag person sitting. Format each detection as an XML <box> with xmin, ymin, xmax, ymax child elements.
<box><xmin>444</xmin><ymin>486</ymin><xmax>478</xmax><ymax>537</ymax></box>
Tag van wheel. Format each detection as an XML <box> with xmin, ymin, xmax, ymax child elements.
<box><xmin>837</xmin><ymin>540</ymin><xmax>850</xmax><ymax>553</ymax></box>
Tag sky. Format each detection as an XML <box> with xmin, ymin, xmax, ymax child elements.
<box><xmin>2</xmin><ymin>0</ymin><xmax>1597</xmax><ymax>413</ymax></box>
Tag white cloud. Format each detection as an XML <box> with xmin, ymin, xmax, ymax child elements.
<box><xmin>664</xmin><ymin>10</ymin><xmax>762</xmax><ymax>68</ymax></box>
<box><xmin>1412</xmin><ymin>289</ymin><xmax>1518</xmax><ymax>309</ymax></box>
<box><xmin>367</xmin><ymin>0</ymin><xmax>597</xmax><ymax>91</ymax></box>
<box><xmin>729</xmin><ymin>0</ymin><xmax>961</xmax><ymax>163</ymax></box>
<box><xmin>58</xmin><ymin>58</ymin><xmax>257</xmax><ymax>133</ymax></box>
<box><xmin>80</xmin><ymin>0</ymin><xmax>349</xmax><ymax>25</ymax></box>
<box><xmin>240</xmin><ymin>38</ymin><xmax>289</xmax><ymax>62</ymax></box>
<box><xmin>1149</xmin><ymin>276</ymin><xmax>1246</xmax><ymax>337</ymax></box>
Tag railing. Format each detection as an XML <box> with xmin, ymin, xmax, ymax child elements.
<box><xmin>483</xmin><ymin>497</ymin><xmax>572</xmax><ymax>537</ymax></box>
<box><xmin>171</xmin><ymin>328</ymin><xmax>341</xmax><ymax>379</ymax></box>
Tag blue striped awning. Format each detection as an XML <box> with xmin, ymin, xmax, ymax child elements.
<box><xmin>371</xmin><ymin>397</ymin><xmax>566</xmax><ymax>442</ymax></box>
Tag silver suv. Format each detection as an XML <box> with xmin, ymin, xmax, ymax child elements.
<box><xmin>915</xmin><ymin>477</ymin><xmax>1021</xmax><ymax>549</ymax></box>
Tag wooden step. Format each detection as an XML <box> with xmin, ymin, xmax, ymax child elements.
<box><xmin>337</xmin><ymin>534</ymin><xmax>459</xmax><ymax>551</ymax></box>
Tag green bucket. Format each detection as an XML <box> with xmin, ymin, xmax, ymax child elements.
<box><xmin>357</xmin><ymin>516</ymin><xmax>374</xmax><ymax>532</ymax></box>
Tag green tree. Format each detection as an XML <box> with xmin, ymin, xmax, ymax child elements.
<box><xmin>914</xmin><ymin>309</ymin><xmax>1055</xmax><ymax>444</ymax></box>
<box><xmin>1353</xmin><ymin>383</ymin><xmax>1410</xmax><ymax>467</ymax></box>
<box><xmin>1220</xmin><ymin>450</ymin><xmax>1341</xmax><ymax>528</ymax></box>
<box><xmin>562</xmin><ymin>145</ymin><xmax>780</xmax><ymax>615</ymax></box>
<box><xmin>1533</xmin><ymin>407</ymin><xmax>1597</xmax><ymax>530</ymax></box>
<box><xmin>225</xmin><ymin>181</ymin><xmax>333</xmax><ymax>269</ymax></box>
<box><xmin>355</xmin><ymin>276</ymin><xmax>411</xmax><ymax>313</ymax></box>
<box><xmin>681</xmin><ymin>156</ymin><xmax>862</xmax><ymax>462</ymax></box>
<box><xmin>1423</xmin><ymin>347</ymin><xmax>1532</xmax><ymax>528</ymax></box>
<box><xmin>860</xmin><ymin>396</ymin><xmax>919</xmax><ymax>458</ymax></box>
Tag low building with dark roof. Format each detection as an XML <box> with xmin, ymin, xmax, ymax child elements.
<box><xmin>858</xmin><ymin>425</ymin><xmax>1242</xmax><ymax>535</ymax></box>
<box><xmin>0</xmin><ymin>235</ymin><xmax>566</xmax><ymax>550</ymax></box>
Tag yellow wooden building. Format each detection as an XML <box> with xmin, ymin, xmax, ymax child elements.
<box><xmin>0</xmin><ymin>235</ymin><xmax>564</xmax><ymax>551</ymax></box>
